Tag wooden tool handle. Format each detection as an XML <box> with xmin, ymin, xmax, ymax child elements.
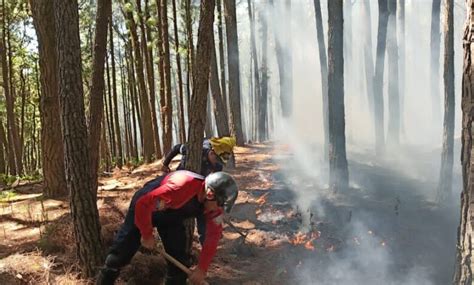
<box><xmin>159</xmin><ymin>250</ymin><xmax>210</xmax><ymax>285</ymax></box>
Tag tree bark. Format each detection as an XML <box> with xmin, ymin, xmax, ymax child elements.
<box><xmin>109</xmin><ymin>19</ymin><xmax>123</xmax><ymax>168</ymax></box>
<box><xmin>172</xmin><ymin>0</ymin><xmax>187</xmax><ymax>143</ymax></box>
<box><xmin>328</xmin><ymin>0</ymin><xmax>348</xmax><ymax>192</ymax></box>
<box><xmin>161</xmin><ymin>0</ymin><xmax>174</xmax><ymax>155</ymax></box>
<box><xmin>430</xmin><ymin>0</ymin><xmax>442</xmax><ymax>123</ymax></box>
<box><xmin>210</xmin><ymin>40</ymin><xmax>230</xmax><ymax>137</ymax></box>
<box><xmin>224</xmin><ymin>0</ymin><xmax>244</xmax><ymax>145</ymax></box>
<box><xmin>205</xmin><ymin>94</ymin><xmax>214</xmax><ymax>137</ymax></box>
<box><xmin>313</xmin><ymin>0</ymin><xmax>329</xmax><ymax>158</ymax></box>
<box><xmin>185</xmin><ymin>0</ymin><xmax>215</xmax><ymax>173</ymax></box>
<box><xmin>397</xmin><ymin>0</ymin><xmax>405</xmax><ymax>136</ymax></box>
<box><xmin>216</xmin><ymin>0</ymin><xmax>228</xmax><ymax>114</ymax></box>
<box><xmin>88</xmin><ymin>0</ymin><xmax>111</xmax><ymax>196</ymax></box>
<box><xmin>247</xmin><ymin>0</ymin><xmax>260</xmax><ymax>141</ymax></box>
<box><xmin>437</xmin><ymin>0</ymin><xmax>454</xmax><ymax>201</ymax></box>
<box><xmin>0</xmin><ymin>121</ymin><xmax>7</xmax><ymax>174</ymax></box>
<box><xmin>374</xmin><ymin>0</ymin><xmax>389</xmax><ymax>154</ymax></box>
<box><xmin>258</xmin><ymin>4</ymin><xmax>268</xmax><ymax>142</ymax></box>
<box><xmin>4</xmin><ymin>7</ymin><xmax>21</xmax><ymax>174</ymax></box>
<box><xmin>453</xmin><ymin>1</ymin><xmax>474</xmax><ymax>282</ymax></box>
<box><xmin>156</xmin><ymin>0</ymin><xmax>167</xmax><ymax>152</ymax></box>
<box><xmin>29</xmin><ymin>0</ymin><xmax>67</xmax><ymax>198</ymax></box>
<box><xmin>54</xmin><ymin>0</ymin><xmax>104</xmax><ymax>277</ymax></box>
<box><xmin>0</xmin><ymin>0</ymin><xmax>21</xmax><ymax>175</ymax></box>
<box><xmin>362</xmin><ymin>0</ymin><xmax>375</xmax><ymax>118</ymax></box>
<box><xmin>139</xmin><ymin>0</ymin><xmax>162</xmax><ymax>159</ymax></box>
<box><xmin>105</xmin><ymin>63</ymin><xmax>116</xmax><ymax>159</ymax></box>
<box><xmin>124</xmin><ymin>4</ymin><xmax>155</xmax><ymax>162</ymax></box>
<box><xmin>387</xmin><ymin>0</ymin><xmax>400</xmax><ymax>145</ymax></box>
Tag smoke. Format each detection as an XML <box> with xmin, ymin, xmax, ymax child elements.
<box><xmin>235</xmin><ymin>0</ymin><xmax>465</xmax><ymax>284</ymax></box>
<box><xmin>294</xmin><ymin>220</ymin><xmax>433</xmax><ymax>285</ymax></box>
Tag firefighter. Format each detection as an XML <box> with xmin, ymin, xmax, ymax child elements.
<box><xmin>161</xmin><ymin>136</ymin><xmax>236</xmax><ymax>176</ymax></box>
<box><xmin>96</xmin><ymin>171</ymin><xmax>238</xmax><ymax>285</ymax></box>
<box><xmin>161</xmin><ymin>137</ymin><xmax>236</xmax><ymax>245</ymax></box>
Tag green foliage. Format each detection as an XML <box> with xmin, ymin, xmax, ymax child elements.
<box><xmin>146</xmin><ymin>16</ymin><xmax>157</xmax><ymax>27</ymax></box>
<box><xmin>0</xmin><ymin>174</ymin><xmax>18</xmax><ymax>186</ymax></box>
<box><xmin>124</xmin><ymin>2</ymin><xmax>134</xmax><ymax>13</ymax></box>
<box><xmin>0</xmin><ymin>190</ymin><xmax>17</xmax><ymax>202</ymax></box>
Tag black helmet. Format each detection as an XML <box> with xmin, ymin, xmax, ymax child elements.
<box><xmin>205</xmin><ymin>172</ymin><xmax>238</xmax><ymax>213</ymax></box>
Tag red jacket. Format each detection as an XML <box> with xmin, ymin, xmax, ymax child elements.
<box><xmin>134</xmin><ymin>171</ymin><xmax>223</xmax><ymax>272</ymax></box>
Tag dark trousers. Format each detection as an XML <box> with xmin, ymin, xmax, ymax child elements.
<box><xmin>97</xmin><ymin>176</ymin><xmax>204</xmax><ymax>285</ymax></box>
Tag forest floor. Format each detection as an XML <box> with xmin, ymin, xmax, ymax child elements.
<box><xmin>0</xmin><ymin>142</ymin><xmax>461</xmax><ymax>284</ymax></box>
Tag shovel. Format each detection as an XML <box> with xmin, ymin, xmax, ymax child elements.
<box><xmin>159</xmin><ymin>249</ymin><xmax>210</xmax><ymax>285</ymax></box>
<box><xmin>224</xmin><ymin>218</ymin><xmax>248</xmax><ymax>241</ymax></box>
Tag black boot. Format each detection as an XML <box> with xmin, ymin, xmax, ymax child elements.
<box><xmin>96</xmin><ymin>267</ymin><xmax>120</xmax><ymax>285</ymax></box>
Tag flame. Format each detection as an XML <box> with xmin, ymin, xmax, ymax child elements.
<box><xmin>290</xmin><ymin>231</ymin><xmax>320</xmax><ymax>251</ymax></box>
<box><xmin>304</xmin><ymin>240</ymin><xmax>315</xmax><ymax>251</ymax></box>
<box><xmin>256</xmin><ymin>193</ymin><xmax>269</xmax><ymax>206</ymax></box>
<box><xmin>290</xmin><ymin>232</ymin><xmax>307</xmax><ymax>245</ymax></box>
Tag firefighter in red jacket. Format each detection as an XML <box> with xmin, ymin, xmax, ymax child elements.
<box><xmin>96</xmin><ymin>171</ymin><xmax>238</xmax><ymax>285</ymax></box>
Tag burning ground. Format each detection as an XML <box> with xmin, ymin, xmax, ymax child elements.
<box><xmin>0</xmin><ymin>142</ymin><xmax>460</xmax><ymax>284</ymax></box>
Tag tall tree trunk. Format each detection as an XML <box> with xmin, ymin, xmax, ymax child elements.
<box><xmin>216</xmin><ymin>0</ymin><xmax>228</xmax><ymax>114</ymax></box>
<box><xmin>172</xmin><ymin>0</ymin><xmax>186</xmax><ymax>143</ymax></box>
<box><xmin>273</xmin><ymin>0</ymin><xmax>293</xmax><ymax>119</ymax></box>
<box><xmin>185</xmin><ymin>0</ymin><xmax>195</xmax><ymax>79</ymax></box>
<box><xmin>5</xmin><ymin>7</ymin><xmax>21</xmax><ymax>175</ymax></box>
<box><xmin>247</xmin><ymin>0</ymin><xmax>260</xmax><ymax>141</ymax></box>
<box><xmin>161</xmin><ymin>0</ymin><xmax>174</xmax><ymax>154</ymax></box>
<box><xmin>313</xmin><ymin>0</ymin><xmax>329</xmax><ymax>158</ymax></box>
<box><xmin>430</xmin><ymin>0</ymin><xmax>442</xmax><ymax>123</ymax></box>
<box><xmin>397</xmin><ymin>0</ymin><xmax>405</xmax><ymax>137</ymax></box>
<box><xmin>124</xmin><ymin>4</ymin><xmax>155</xmax><ymax>162</ymax></box>
<box><xmin>88</xmin><ymin>0</ymin><xmax>111</xmax><ymax>196</ymax></box>
<box><xmin>374</xmin><ymin>0</ymin><xmax>389</xmax><ymax>154</ymax></box>
<box><xmin>328</xmin><ymin>0</ymin><xmax>348</xmax><ymax>192</ymax></box>
<box><xmin>19</xmin><ymin>70</ymin><xmax>26</xmax><ymax>166</ymax></box>
<box><xmin>362</xmin><ymin>0</ymin><xmax>375</xmax><ymax>118</ymax></box>
<box><xmin>101</xmin><ymin>115</ymin><xmax>111</xmax><ymax>172</ymax></box>
<box><xmin>185</xmin><ymin>0</ymin><xmax>215</xmax><ymax>172</ymax></box>
<box><xmin>224</xmin><ymin>0</ymin><xmax>244</xmax><ymax>145</ymax></box>
<box><xmin>210</xmin><ymin>33</ymin><xmax>230</xmax><ymax>137</ymax></box>
<box><xmin>184</xmin><ymin>0</ymin><xmax>215</xmax><ymax>264</ymax></box>
<box><xmin>105</xmin><ymin>67</ymin><xmax>116</xmax><ymax>159</ymax></box>
<box><xmin>0</xmin><ymin>0</ymin><xmax>21</xmax><ymax>175</ymax></box>
<box><xmin>258</xmin><ymin>5</ymin><xmax>268</xmax><ymax>142</ymax></box>
<box><xmin>54</xmin><ymin>0</ymin><xmax>103</xmax><ymax>277</ymax></box>
<box><xmin>29</xmin><ymin>0</ymin><xmax>67</xmax><ymax>197</ymax></box>
<box><xmin>205</xmin><ymin>94</ymin><xmax>214</xmax><ymax>137</ymax></box>
<box><xmin>453</xmin><ymin>1</ymin><xmax>474</xmax><ymax>282</ymax></box>
<box><xmin>127</xmin><ymin>48</ymin><xmax>141</xmax><ymax>160</ymax></box>
<box><xmin>156</xmin><ymin>0</ymin><xmax>167</xmax><ymax>150</ymax></box>
<box><xmin>139</xmin><ymin>0</ymin><xmax>162</xmax><ymax>158</ymax></box>
<box><xmin>109</xmin><ymin>19</ymin><xmax>123</xmax><ymax>168</ymax></box>
<box><xmin>437</xmin><ymin>0</ymin><xmax>454</xmax><ymax>201</ymax></box>
<box><xmin>387</xmin><ymin>0</ymin><xmax>400</xmax><ymax>145</ymax></box>
<box><xmin>0</xmin><ymin>121</ymin><xmax>7</xmax><ymax>174</ymax></box>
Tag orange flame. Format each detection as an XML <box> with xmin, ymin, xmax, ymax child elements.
<box><xmin>290</xmin><ymin>231</ymin><xmax>320</xmax><ymax>251</ymax></box>
<box><xmin>304</xmin><ymin>240</ymin><xmax>315</xmax><ymax>251</ymax></box>
<box><xmin>256</xmin><ymin>193</ymin><xmax>270</xmax><ymax>206</ymax></box>
<box><xmin>290</xmin><ymin>232</ymin><xmax>307</xmax><ymax>245</ymax></box>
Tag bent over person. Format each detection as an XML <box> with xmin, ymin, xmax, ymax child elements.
<box><xmin>96</xmin><ymin>170</ymin><xmax>238</xmax><ymax>285</ymax></box>
<box><xmin>161</xmin><ymin>136</ymin><xmax>236</xmax><ymax>176</ymax></box>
